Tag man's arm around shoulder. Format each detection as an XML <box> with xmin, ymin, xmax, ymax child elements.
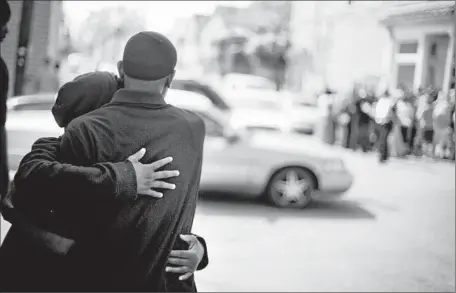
<box><xmin>14</xmin><ymin>136</ymin><xmax>137</xmax><ymax>206</ymax></box>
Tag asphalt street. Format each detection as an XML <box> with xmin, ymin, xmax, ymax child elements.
<box><xmin>192</xmin><ymin>150</ymin><xmax>455</xmax><ymax>292</ymax></box>
<box><xmin>1</xmin><ymin>149</ymin><xmax>455</xmax><ymax>292</ymax></box>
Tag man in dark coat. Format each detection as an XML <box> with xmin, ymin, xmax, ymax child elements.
<box><xmin>0</xmin><ymin>0</ymin><xmax>11</xmax><ymax>208</ymax></box>
<box><xmin>55</xmin><ymin>32</ymin><xmax>206</xmax><ymax>291</ymax></box>
<box><xmin>0</xmin><ymin>71</ymin><xmax>209</xmax><ymax>291</ymax></box>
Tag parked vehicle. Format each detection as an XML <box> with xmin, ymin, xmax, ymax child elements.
<box><xmin>171</xmin><ymin>79</ymin><xmax>231</xmax><ymax>111</ymax></box>
<box><xmin>6</xmin><ymin>90</ymin><xmax>353</xmax><ymax>208</ymax></box>
<box><xmin>224</xmin><ymin>89</ymin><xmax>319</xmax><ymax>134</ymax></box>
<box><xmin>222</xmin><ymin>73</ymin><xmax>276</xmax><ymax>91</ymax></box>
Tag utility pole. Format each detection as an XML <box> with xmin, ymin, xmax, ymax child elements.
<box><xmin>14</xmin><ymin>0</ymin><xmax>34</xmax><ymax>96</ymax></box>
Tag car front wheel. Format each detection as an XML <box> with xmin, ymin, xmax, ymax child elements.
<box><xmin>266</xmin><ymin>167</ymin><xmax>315</xmax><ymax>209</ymax></box>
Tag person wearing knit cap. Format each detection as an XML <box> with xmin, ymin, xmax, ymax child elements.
<box><xmin>0</xmin><ymin>70</ymin><xmax>209</xmax><ymax>291</ymax></box>
<box><xmin>43</xmin><ymin>31</ymin><xmax>206</xmax><ymax>291</ymax></box>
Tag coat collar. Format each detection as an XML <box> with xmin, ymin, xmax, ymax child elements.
<box><xmin>111</xmin><ymin>89</ymin><xmax>166</xmax><ymax>106</ymax></box>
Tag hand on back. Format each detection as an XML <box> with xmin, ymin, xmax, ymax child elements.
<box><xmin>127</xmin><ymin>148</ymin><xmax>180</xmax><ymax>198</ymax></box>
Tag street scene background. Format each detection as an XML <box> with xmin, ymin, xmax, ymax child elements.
<box><xmin>1</xmin><ymin>0</ymin><xmax>455</xmax><ymax>292</ymax></box>
<box><xmin>2</xmin><ymin>150</ymin><xmax>455</xmax><ymax>291</ymax></box>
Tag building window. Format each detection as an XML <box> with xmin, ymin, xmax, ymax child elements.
<box><xmin>398</xmin><ymin>42</ymin><xmax>418</xmax><ymax>54</ymax></box>
<box><xmin>397</xmin><ymin>64</ymin><xmax>416</xmax><ymax>90</ymax></box>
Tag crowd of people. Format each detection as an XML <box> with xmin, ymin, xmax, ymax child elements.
<box><xmin>317</xmin><ymin>85</ymin><xmax>456</xmax><ymax>163</ymax></box>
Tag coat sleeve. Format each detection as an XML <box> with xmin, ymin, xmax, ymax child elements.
<box><xmin>14</xmin><ymin>136</ymin><xmax>137</xmax><ymax>208</ymax></box>
<box><xmin>194</xmin><ymin>234</ymin><xmax>209</xmax><ymax>271</ymax></box>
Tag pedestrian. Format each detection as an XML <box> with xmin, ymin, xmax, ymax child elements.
<box><xmin>338</xmin><ymin>89</ymin><xmax>356</xmax><ymax>149</ymax></box>
<box><xmin>433</xmin><ymin>91</ymin><xmax>452</xmax><ymax>159</ymax></box>
<box><xmin>396</xmin><ymin>94</ymin><xmax>416</xmax><ymax>154</ymax></box>
<box><xmin>0</xmin><ymin>0</ymin><xmax>11</xmax><ymax>214</ymax></box>
<box><xmin>0</xmin><ymin>71</ymin><xmax>209</xmax><ymax>291</ymax></box>
<box><xmin>53</xmin><ymin>31</ymin><xmax>206</xmax><ymax>291</ymax></box>
<box><xmin>415</xmin><ymin>92</ymin><xmax>434</xmax><ymax>157</ymax></box>
<box><xmin>374</xmin><ymin>90</ymin><xmax>395</xmax><ymax>163</ymax></box>
<box><xmin>354</xmin><ymin>88</ymin><xmax>373</xmax><ymax>152</ymax></box>
<box><xmin>317</xmin><ymin>87</ymin><xmax>336</xmax><ymax>145</ymax></box>
<box><xmin>33</xmin><ymin>57</ymin><xmax>60</xmax><ymax>93</ymax></box>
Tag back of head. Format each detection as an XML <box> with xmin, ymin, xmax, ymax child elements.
<box><xmin>52</xmin><ymin>71</ymin><xmax>120</xmax><ymax>127</ymax></box>
<box><xmin>120</xmin><ymin>31</ymin><xmax>177</xmax><ymax>94</ymax></box>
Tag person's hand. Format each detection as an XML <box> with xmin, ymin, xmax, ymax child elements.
<box><xmin>166</xmin><ymin>234</ymin><xmax>205</xmax><ymax>281</ymax></box>
<box><xmin>127</xmin><ymin>148</ymin><xmax>180</xmax><ymax>198</ymax></box>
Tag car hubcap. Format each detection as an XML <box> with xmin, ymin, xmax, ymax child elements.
<box><xmin>272</xmin><ymin>169</ymin><xmax>311</xmax><ymax>206</ymax></box>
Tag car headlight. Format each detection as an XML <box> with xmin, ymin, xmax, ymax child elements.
<box><xmin>322</xmin><ymin>160</ymin><xmax>346</xmax><ymax>172</ymax></box>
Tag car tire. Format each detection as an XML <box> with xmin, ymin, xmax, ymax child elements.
<box><xmin>266</xmin><ymin>167</ymin><xmax>316</xmax><ymax>209</ymax></box>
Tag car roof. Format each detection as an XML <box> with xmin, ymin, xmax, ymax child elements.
<box><xmin>8</xmin><ymin>89</ymin><xmax>213</xmax><ymax>113</ymax></box>
<box><xmin>166</xmin><ymin>89</ymin><xmax>213</xmax><ymax>111</ymax></box>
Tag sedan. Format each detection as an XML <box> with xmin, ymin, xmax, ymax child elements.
<box><xmin>223</xmin><ymin>89</ymin><xmax>319</xmax><ymax>135</ymax></box>
<box><xmin>6</xmin><ymin>90</ymin><xmax>353</xmax><ymax>208</ymax></box>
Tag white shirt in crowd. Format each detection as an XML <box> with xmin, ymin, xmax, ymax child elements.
<box><xmin>375</xmin><ymin>96</ymin><xmax>393</xmax><ymax>124</ymax></box>
<box><xmin>396</xmin><ymin>100</ymin><xmax>415</xmax><ymax>128</ymax></box>
<box><xmin>318</xmin><ymin>94</ymin><xmax>334</xmax><ymax>116</ymax></box>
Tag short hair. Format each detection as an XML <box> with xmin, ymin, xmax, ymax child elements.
<box><xmin>0</xmin><ymin>0</ymin><xmax>11</xmax><ymax>27</ymax></box>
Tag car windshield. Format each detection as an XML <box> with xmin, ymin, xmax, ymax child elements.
<box><xmin>228</xmin><ymin>97</ymin><xmax>283</xmax><ymax>111</ymax></box>
<box><xmin>224</xmin><ymin>74</ymin><xmax>276</xmax><ymax>90</ymax></box>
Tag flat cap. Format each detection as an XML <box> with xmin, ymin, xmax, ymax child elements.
<box><xmin>123</xmin><ymin>31</ymin><xmax>177</xmax><ymax>81</ymax></box>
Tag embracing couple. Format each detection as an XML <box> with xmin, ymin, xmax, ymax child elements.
<box><xmin>0</xmin><ymin>31</ymin><xmax>208</xmax><ymax>292</ymax></box>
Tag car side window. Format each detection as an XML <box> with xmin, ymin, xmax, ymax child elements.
<box><xmin>192</xmin><ymin>111</ymin><xmax>224</xmax><ymax>137</ymax></box>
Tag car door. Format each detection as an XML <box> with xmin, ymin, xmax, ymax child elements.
<box><xmin>194</xmin><ymin>111</ymin><xmax>251</xmax><ymax>193</ymax></box>
<box><xmin>6</xmin><ymin>110</ymin><xmax>63</xmax><ymax>171</ymax></box>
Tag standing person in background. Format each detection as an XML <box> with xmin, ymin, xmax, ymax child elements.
<box><xmin>374</xmin><ymin>90</ymin><xmax>395</xmax><ymax>163</ymax></box>
<box><xmin>413</xmin><ymin>88</ymin><xmax>429</xmax><ymax>156</ymax></box>
<box><xmin>415</xmin><ymin>92</ymin><xmax>435</xmax><ymax>157</ymax></box>
<box><xmin>433</xmin><ymin>91</ymin><xmax>452</xmax><ymax>159</ymax></box>
<box><xmin>317</xmin><ymin>87</ymin><xmax>336</xmax><ymax>145</ymax></box>
<box><xmin>33</xmin><ymin>58</ymin><xmax>60</xmax><ymax>93</ymax></box>
<box><xmin>339</xmin><ymin>86</ymin><xmax>358</xmax><ymax>149</ymax></box>
<box><xmin>354</xmin><ymin>88</ymin><xmax>373</xmax><ymax>152</ymax></box>
<box><xmin>348</xmin><ymin>85</ymin><xmax>362</xmax><ymax>150</ymax></box>
<box><xmin>0</xmin><ymin>0</ymin><xmax>11</xmax><ymax>213</ymax></box>
<box><xmin>396</xmin><ymin>93</ymin><xmax>416</xmax><ymax>154</ymax></box>
<box><xmin>388</xmin><ymin>91</ymin><xmax>408</xmax><ymax>158</ymax></box>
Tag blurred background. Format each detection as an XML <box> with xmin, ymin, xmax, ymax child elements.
<box><xmin>1</xmin><ymin>0</ymin><xmax>455</xmax><ymax>292</ymax></box>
